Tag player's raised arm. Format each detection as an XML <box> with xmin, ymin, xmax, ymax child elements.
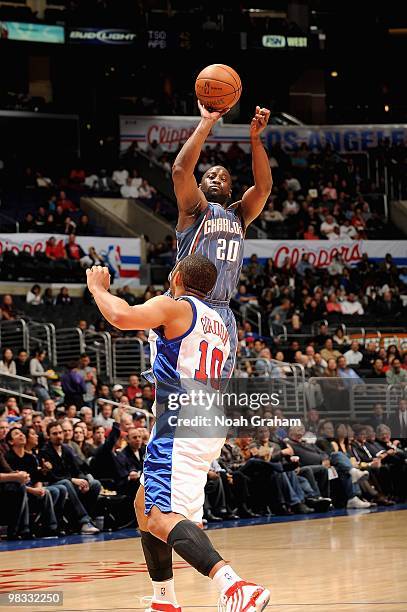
<box><xmin>240</xmin><ymin>106</ymin><xmax>273</xmax><ymax>227</ymax></box>
<box><xmin>172</xmin><ymin>101</ymin><xmax>227</xmax><ymax>221</ymax></box>
<box><xmin>86</xmin><ymin>267</ymin><xmax>177</xmax><ymax>331</ymax></box>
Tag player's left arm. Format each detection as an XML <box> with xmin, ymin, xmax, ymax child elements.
<box><xmin>240</xmin><ymin>106</ymin><xmax>273</xmax><ymax>227</ymax></box>
<box><xmin>86</xmin><ymin>266</ymin><xmax>177</xmax><ymax>330</ymax></box>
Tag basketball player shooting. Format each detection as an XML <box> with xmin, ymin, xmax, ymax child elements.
<box><xmin>86</xmin><ymin>256</ymin><xmax>270</xmax><ymax>612</ymax></box>
<box><xmin>167</xmin><ymin>100</ymin><xmax>272</xmax><ymax>380</ymax></box>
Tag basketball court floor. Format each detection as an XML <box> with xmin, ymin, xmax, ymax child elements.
<box><xmin>1</xmin><ymin>506</ymin><xmax>407</xmax><ymax>612</ymax></box>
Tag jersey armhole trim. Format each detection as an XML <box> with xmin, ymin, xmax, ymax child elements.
<box><xmin>160</xmin><ymin>297</ymin><xmax>197</xmax><ymax>344</ymax></box>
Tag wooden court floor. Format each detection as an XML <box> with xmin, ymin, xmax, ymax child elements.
<box><xmin>1</xmin><ymin>510</ymin><xmax>407</xmax><ymax>612</ymax></box>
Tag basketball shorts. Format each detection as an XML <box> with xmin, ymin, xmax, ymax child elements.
<box><xmin>212</xmin><ymin>304</ymin><xmax>237</xmax><ymax>379</ymax></box>
<box><xmin>141</xmin><ymin>421</ymin><xmax>225</xmax><ymax>523</ymax></box>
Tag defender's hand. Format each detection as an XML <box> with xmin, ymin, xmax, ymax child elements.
<box><xmin>250</xmin><ymin>106</ymin><xmax>270</xmax><ymax>138</ymax></box>
<box><xmin>86</xmin><ymin>266</ymin><xmax>110</xmax><ymax>294</ymax></box>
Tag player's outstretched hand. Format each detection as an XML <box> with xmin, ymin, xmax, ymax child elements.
<box><xmin>86</xmin><ymin>265</ymin><xmax>111</xmax><ymax>294</ymax></box>
<box><xmin>250</xmin><ymin>106</ymin><xmax>271</xmax><ymax>137</ymax></box>
<box><xmin>198</xmin><ymin>99</ymin><xmax>229</xmax><ymax>122</ymax></box>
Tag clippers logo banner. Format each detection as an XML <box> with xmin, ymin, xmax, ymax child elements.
<box><xmin>69</xmin><ymin>28</ymin><xmax>137</xmax><ymax>45</ymax></box>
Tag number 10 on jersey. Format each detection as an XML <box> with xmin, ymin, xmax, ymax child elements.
<box><xmin>194</xmin><ymin>340</ymin><xmax>223</xmax><ymax>390</ymax></box>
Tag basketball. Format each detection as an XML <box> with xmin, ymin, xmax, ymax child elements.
<box><xmin>195</xmin><ymin>64</ymin><xmax>242</xmax><ymax>111</ymax></box>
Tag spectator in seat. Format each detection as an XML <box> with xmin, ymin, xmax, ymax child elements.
<box><xmin>320</xmin><ymin>215</ymin><xmax>339</xmax><ymax>239</ymax></box>
<box><xmin>92</xmin><ymin>425</ymin><xmax>106</xmax><ymax>449</ymax></box>
<box><xmin>0</xmin><ymin>347</ymin><xmax>16</xmax><ymax>376</ymax></box>
<box><xmin>30</xmin><ymin>349</ymin><xmax>51</xmax><ymax>410</ymax></box>
<box><xmin>138</xmin><ymin>179</ymin><xmax>157</xmax><ymax>200</ymax></box>
<box><xmin>56</xmin><ymin>287</ymin><xmax>72</xmax><ymax>306</ymax></box>
<box><xmin>45</xmin><ymin>237</ymin><xmax>66</xmax><ymax>261</ymax></box>
<box><xmin>388</xmin><ymin>399</ymin><xmax>407</xmax><ymax>442</ymax></box>
<box><xmin>368</xmin><ymin>404</ymin><xmax>388</xmax><ymax>429</ymax></box>
<box><xmin>76</xmin><ymin>215</ymin><xmax>94</xmax><ymax>236</ymax></box>
<box><xmin>326</xmin><ymin>293</ymin><xmax>342</xmax><ymax>314</ymax></box>
<box><xmin>127</xmin><ymin>374</ymin><xmax>142</xmax><ymax>403</ymax></box>
<box><xmin>340</xmin><ymin>293</ymin><xmax>364</xmax><ymax>316</ymax></box>
<box><xmin>320</xmin><ymin>338</ymin><xmax>341</xmax><ymax>363</ymax></box>
<box><xmin>370</xmin><ymin>359</ymin><xmax>386</xmax><ymax>380</ymax></box>
<box><xmin>57</xmin><ymin>191</ymin><xmax>77</xmax><ymax>212</ymax></box>
<box><xmin>287</xmin><ymin>426</ymin><xmax>331</xmax><ymax>500</ymax></box>
<box><xmin>62</xmin><ymin>419</ymin><xmax>82</xmax><ymax>457</ymax></box>
<box><xmin>1</xmin><ymin>294</ymin><xmax>17</xmax><ymax>320</ymax></box>
<box><xmin>43</xmin><ymin>288</ymin><xmax>54</xmax><ymax>306</ymax></box>
<box><xmin>54</xmin><ymin>206</ymin><xmax>66</xmax><ymax>233</ymax></box>
<box><xmin>0</xmin><ymin>418</ymin><xmax>10</xmax><ymax>454</ymax></box>
<box><xmin>6</xmin><ymin>427</ymin><xmax>61</xmax><ymax>537</ymax></box>
<box><xmin>94</xmin><ymin>169</ymin><xmax>116</xmax><ymax>192</ymax></box>
<box><xmin>120</xmin><ymin>177</ymin><xmax>139</xmax><ymax>199</ymax></box>
<box><xmin>77</xmin><ymin>353</ymin><xmax>97</xmax><ymax>405</ymax></box>
<box><xmin>40</xmin><ymin>421</ymin><xmax>100</xmax><ymax>534</ymax></box>
<box><xmin>343</xmin><ymin>341</ymin><xmax>363</xmax><ymax>366</ymax></box>
<box><xmin>282</xmin><ymin>191</ymin><xmax>299</xmax><ymax>217</ymax></box>
<box><xmin>386</xmin><ymin>359</ymin><xmax>407</xmax><ymax>386</ymax></box>
<box><xmin>20</xmin><ymin>212</ymin><xmax>35</xmax><ymax>232</ymax></box>
<box><xmin>73</xmin><ymin>424</ymin><xmax>95</xmax><ymax>460</ymax></box>
<box><xmin>303</xmin><ymin>224</ymin><xmax>319</xmax><ymax>240</ymax></box>
<box><xmin>26</xmin><ymin>284</ymin><xmax>42</xmax><ymax>306</ymax></box>
<box><xmin>112</xmin><ymin>167</ymin><xmax>129</xmax><ymax>187</ymax></box>
<box><xmin>65</xmin><ymin>234</ymin><xmax>85</xmax><ymax>262</ymax></box>
<box><xmin>116</xmin><ymin>427</ymin><xmax>145</xmax><ymax>496</ymax></box>
<box><xmin>43</xmin><ymin>399</ymin><xmax>57</xmax><ymax>420</ymax></box>
<box><xmin>0</xmin><ymin>451</ymin><xmax>31</xmax><ymax>540</ymax></box>
<box><xmin>61</xmin><ymin>361</ymin><xmax>86</xmax><ymax>408</ymax></box>
<box><xmin>15</xmin><ymin>349</ymin><xmax>29</xmax><ymax>378</ymax></box>
<box><xmin>375</xmin><ymin>291</ymin><xmax>401</xmax><ymax>317</ymax></box>
<box><xmin>93</xmin><ymin>402</ymin><xmax>114</xmax><ymax>429</ymax></box>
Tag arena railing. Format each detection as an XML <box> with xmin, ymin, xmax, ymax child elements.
<box><xmin>0</xmin><ymin>371</ymin><xmax>34</xmax><ymax>397</ymax></box>
<box><xmin>235</xmin><ymin>357</ymin><xmax>307</xmax><ymax>416</ymax></box>
<box><xmin>95</xmin><ymin>397</ymin><xmax>153</xmax><ymax>429</ymax></box>
<box><xmin>0</xmin><ymin>386</ymin><xmax>37</xmax><ymax>404</ymax></box>
<box><xmin>0</xmin><ymin>319</ymin><xmax>29</xmax><ymax>353</ymax></box>
<box><xmin>28</xmin><ymin>321</ymin><xmax>57</xmax><ymax>367</ymax></box>
<box><xmin>112</xmin><ymin>338</ymin><xmax>146</xmax><ymax>384</ymax></box>
<box><xmin>84</xmin><ymin>330</ymin><xmax>113</xmax><ymax>384</ymax></box>
<box><xmin>55</xmin><ymin>327</ymin><xmax>85</xmax><ymax>367</ymax></box>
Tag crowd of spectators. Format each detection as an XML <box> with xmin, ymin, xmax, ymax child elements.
<box><xmin>136</xmin><ymin>137</ymin><xmax>397</xmax><ymax>240</ymax></box>
<box><xmin>1</xmin><ymin>374</ymin><xmax>407</xmax><ymax>540</ymax></box>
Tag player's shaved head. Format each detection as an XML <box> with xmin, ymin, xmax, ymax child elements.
<box><xmin>200</xmin><ymin>165</ymin><xmax>232</xmax><ymax>206</ymax></box>
<box><xmin>171</xmin><ymin>254</ymin><xmax>217</xmax><ymax>297</ymax></box>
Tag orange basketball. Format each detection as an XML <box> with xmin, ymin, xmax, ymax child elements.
<box><xmin>195</xmin><ymin>64</ymin><xmax>242</xmax><ymax>111</ymax></box>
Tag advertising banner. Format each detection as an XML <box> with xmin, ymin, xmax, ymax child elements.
<box><xmin>0</xmin><ymin>22</ymin><xmax>64</xmax><ymax>44</ymax></box>
<box><xmin>243</xmin><ymin>240</ymin><xmax>407</xmax><ymax>268</ymax></box>
<box><xmin>68</xmin><ymin>28</ymin><xmax>137</xmax><ymax>45</ymax></box>
<box><xmin>0</xmin><ymin>234</ymin><xmax>141</xmax><ymax>283</ymax></box>
<box><xmin>120</xmin><ymin>115</ymin><xmax>407</xmax><ymax>154</ymax></box>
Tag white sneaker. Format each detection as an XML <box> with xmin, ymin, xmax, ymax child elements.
<box><xmin>80</xmin><ymin>522</ymin><xmax>100</xmax><ymax>535</ymax></box>
<box><xmin>217</xmin><ymin>580</ymin><xmax>270</xmax><ymax>612</ymax></box>
<box><xmin>347</xmin><ymin>497</ymin><xmax>371</xmax><ymax>509</ymax></box>
<box><xmin>350</xmin><ymin>468</ymin><xmax>369</xmax><ymax>484</ymax></box>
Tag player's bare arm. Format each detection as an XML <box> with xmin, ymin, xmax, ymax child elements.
<box><xmin>172</xmin><ymin>101</ymin><xmax>228</xmax><ymax>229</ymax></box>
<box><xmin>86</xmin><ymin>266</ymin><xmax>192</xmax><ymax>335</ymax></box>
<box><xmin>240</xmin><ymin>106</ymin><xmax>273</xmax><ymax>227</ymax></box>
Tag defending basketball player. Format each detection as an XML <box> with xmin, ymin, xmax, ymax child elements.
<box><xmin>171</xmin><ymin>100</ymin><xmax>272</xmax><ymax>379</ymax></box>
<box><xmin>86</xmin><ymin>256</ymin><xmax>270</xmax><ymax>612</ymax></box>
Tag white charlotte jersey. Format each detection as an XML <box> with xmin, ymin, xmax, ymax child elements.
<box><xmin>149</xmin><ymin>295</ymin><xmax>230</xmax><ymax>406</ymax></box>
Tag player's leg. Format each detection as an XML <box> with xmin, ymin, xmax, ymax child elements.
<box><xmin>147</xmin><ymin>506</ymin><xmax>270</xmax><ymax>612</ymax></box>
<box><xmin>135</xmin><ymin>485</ymin><xmax>180</xmax><ymax>611</ymax></box>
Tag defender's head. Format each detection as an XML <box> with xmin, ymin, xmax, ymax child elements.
<box><xmin>200</xmin><ymin>165</ymin><xmax>232</xmax><ymax>206</ymax></box>
<box><xmin>170</xmin><ymin>254</ymin><xmax>217</xmax><ymax>298</ymax></box>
